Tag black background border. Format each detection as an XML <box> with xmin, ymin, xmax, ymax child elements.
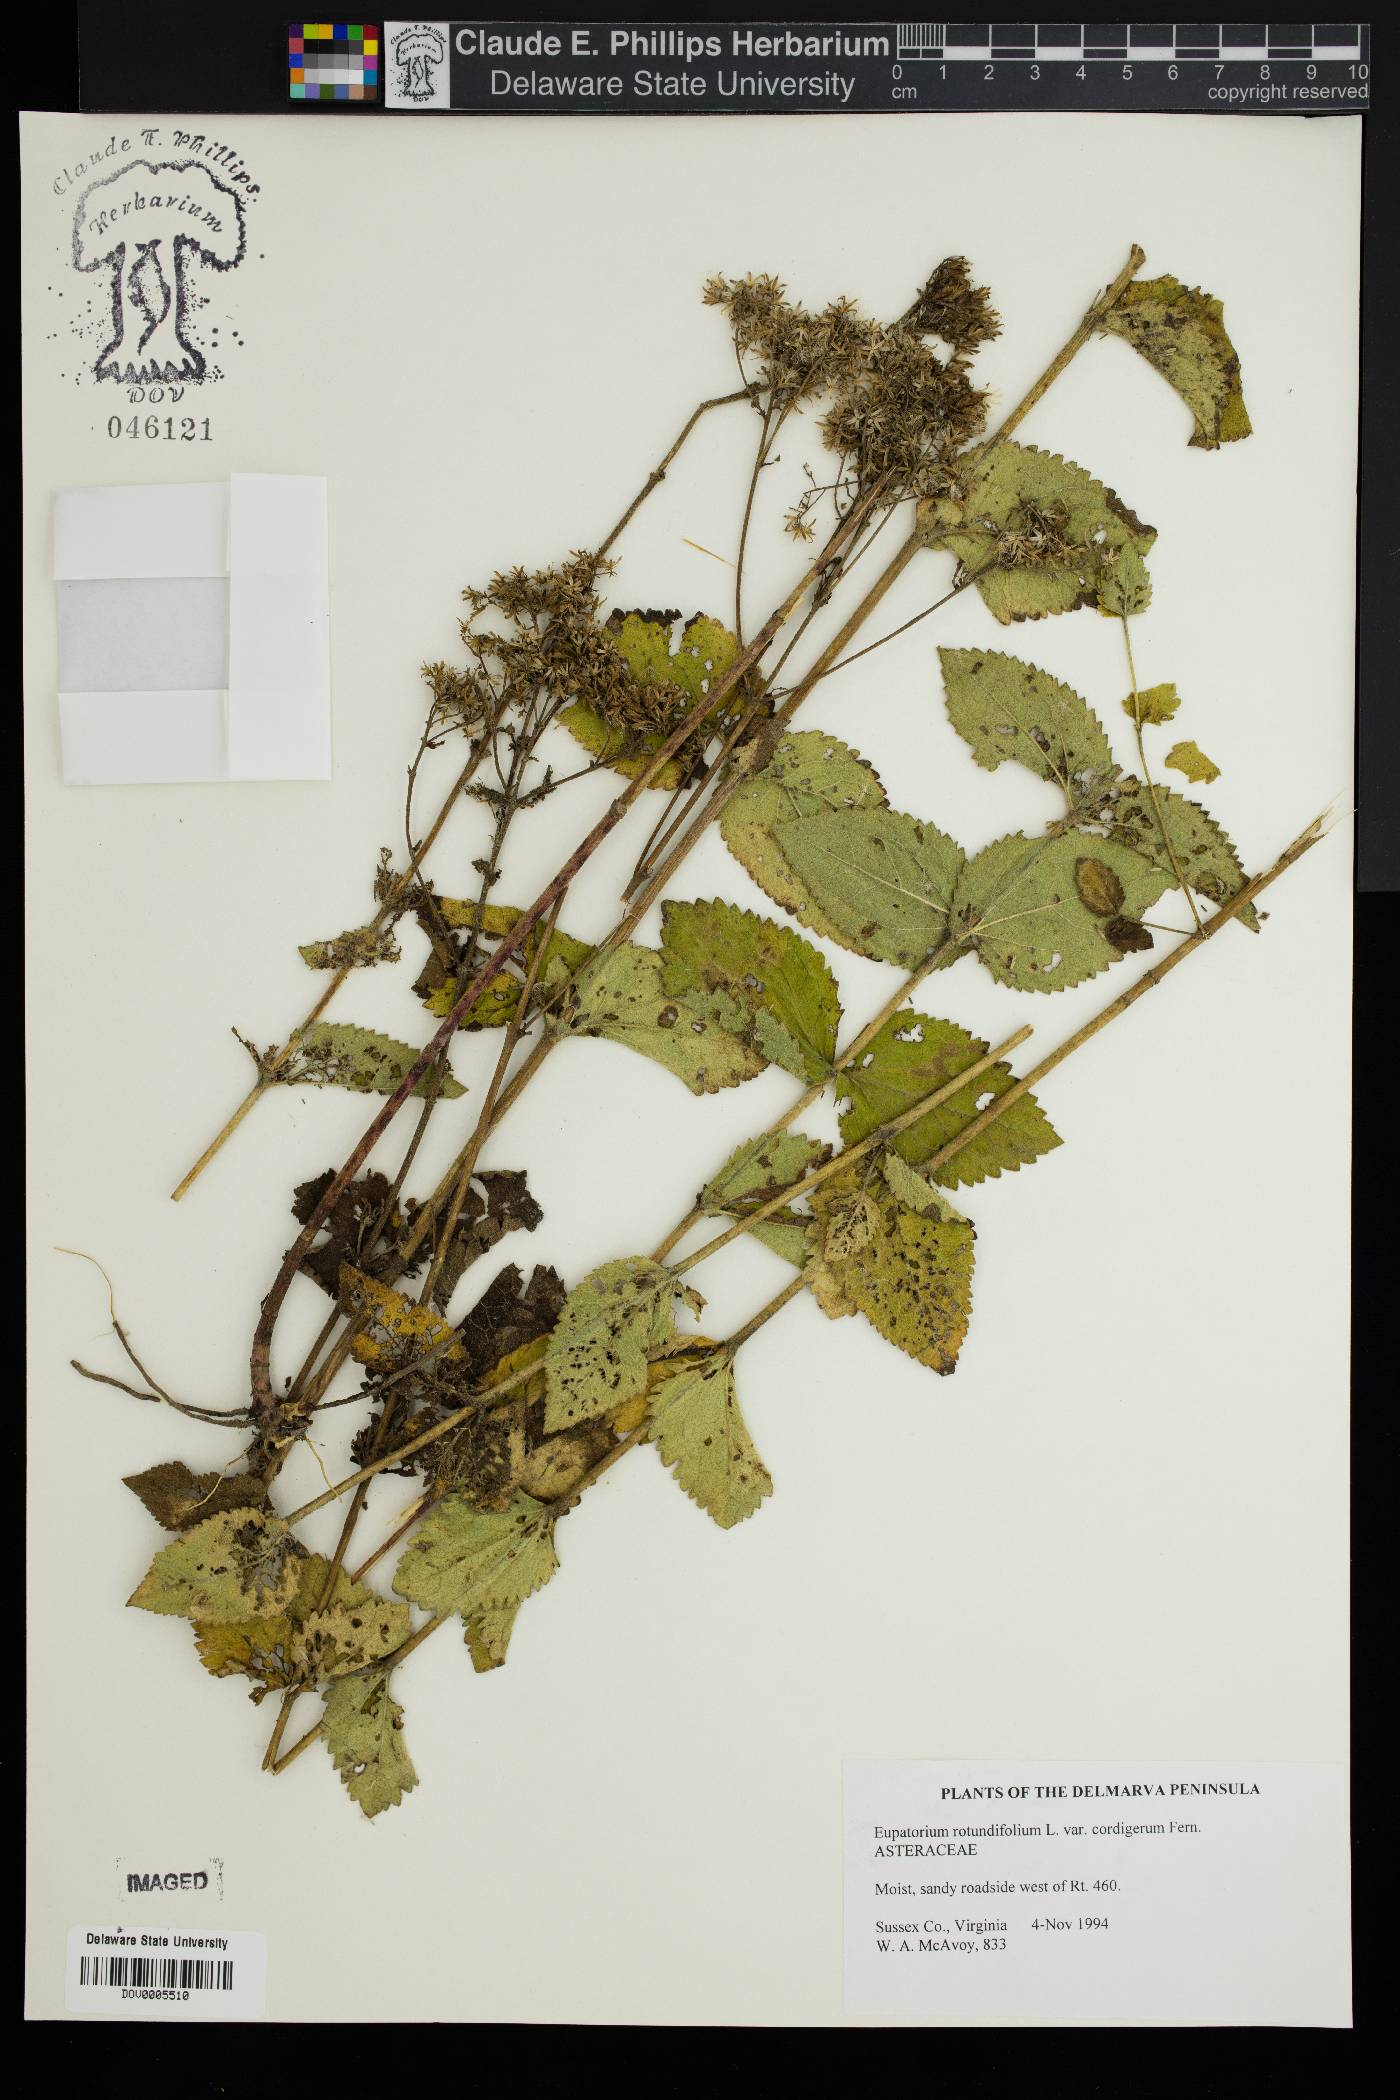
<box><xmin>18</xmin><ymin>2</ymin><xmax>1391</xmax><ymax>2073</ymax></box>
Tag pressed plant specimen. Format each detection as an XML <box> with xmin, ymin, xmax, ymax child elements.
<box><xmin>77</xmin><ymin>245</ymin><xmax>1327</xmax><ymax>1816</ymax></box>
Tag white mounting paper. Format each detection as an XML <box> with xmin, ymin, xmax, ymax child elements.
<box><xmin>53</xmin><ymin>473</ymin><xmax>330</xmax><ymax>785</ymax></box>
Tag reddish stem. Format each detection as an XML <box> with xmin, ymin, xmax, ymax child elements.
<box><xmin>246</xmin><ymin>483</ymin><xmax>888</xmax><ymax>1466</ymax></box>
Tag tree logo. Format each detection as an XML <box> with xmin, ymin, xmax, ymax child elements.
<box><xmin>389</xmin><ymin>24</ymin><xmax>447</xmax><ymax>104</ymax></box>
<box><xmin>72</xmin><ymin>158</ymin><xmax>247</xmax><ymax>386</ymax></box>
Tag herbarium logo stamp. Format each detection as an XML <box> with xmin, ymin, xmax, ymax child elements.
<box><xmin>386</xmin><ymin>21</ymin><xmax>450</xmax><ymax>106</ymax></box>
<box><xmin>52</xmin><ymin>126</ymin><xmax>261</xmax><ymax>422</ymax></box>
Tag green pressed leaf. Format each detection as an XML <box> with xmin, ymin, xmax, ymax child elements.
<box><xmin>192</xmin><ymin>1554</ymin><xmax>404</xmax><ymax>1697</ymax></box>
<box><xmin>879</xmin><ymin>1149</ymin><xmax>957</xmax><ymax>1218</ymax></box>
<box><xmin>956</xmin><ymin>831</ymin><xmax>1171</xmax><ymax>993</ymax></box>
<box><xmin>1099</xmin><ymin>276</ymin><xmax>1252</xmax><ymax>450</ymax></box>
<box><xmin>322</xmin><ymin>1670</ymin><xmax>418</xmax><ymax>1820</ymax></box>
<box><xmin>1096</xmin><ymin>544</ymin><xmax>1153</xmax><ymax>619</ymax></box>
<box><xmin>282</xmin><ymin>1023</ymin><xmax>464</xmax><ymax>1100</ymax></box>
<box><xmin>465</xmin><ymin>1601</ymin><xmax>520</xmax><ymax>1673</ymax></box>
<box><xmin>659</xmin><ymin>897</ymin><xmax>841</xmax><ymax>1083</ymax></box>
<box><xmin>392</xmin><ymin>1490</ymin><xmax>559</xmax><ymax>1619</ymax></box>
<box><xmin>1125</xmin><ymin>682</ymin><xmax>1180</xmax><ymax>726</ymax></box>
<box><xmin>648</xmin><ymin>1351</ymin><xmax>772</xmax><ymax>1529</ymax></box>
<box><xmin>918</xmin><ymin>441</ymin><xmax>1155</xmax><ymax>623</ymax></box>
<box><xmin>544</xmin><ymin>1257</ymin><xmax>682</xmax><ymax>1432</ymax></box>
<box><xmin>719</xmin><ymin>730</ymin><xmax>888</xmax><ymax>940</ymax></box>
<box><xmin>835</xmin><ymin>1012</ymin><xmax>1061</xmax><ymax>1189</ymax></box>
<box><xmin>809</xmin><ymin>1167</ymin><xmax>976</xmax><ymax>1373</ymax></box>
<box><xmin>560</xmin><ymin>612</ymin><xmax>741</xmax><ymax>789</ymax></box>
<box><xmin>128</xmin><ymin>1509</ymin><xmax>303</xmax><ymax>1625</ymax></box>
<box><xmin>1103</xmin><ymin>779</ymin><xmax>1257</xmax><ymax>929</ymax></box>
<box><xmin>698</xmin><ymin>1132</ymin><xmax>825</xmax><ymax>1270</ymax></box>
<box><xmin>123</xmin><ymin>1460</ymin><xmax>266</xmax><ymax>1533</ymax></box>
<box><xmin>555</xmin><ymin>944</ymin><xmax>765</xmax><ymax>1095</ymax></box>
<box><xmin>193</xmin><ymin>1551</ymin><xmax>330</xmax><ymax>1690</ymax></box>
<box><xmin>775</xmin><ymin>807</ymin><xmax>965</xmax><ymax>970</ymax></box>
<box><xmin>299</xmin><ymin>922</ymin><xmax>400</xmax><ymax>971</ymax></box>
<box><xmin>747</xmin><ymin>1217</ymin><xmax>815</xmax><ymax>1268</ymax></box>
<box><xmin>297</xmin><ymin>1589</ymin><xmax>411</xmax><ymax>1683</ymax></box>
<box><xmin>1165</xmin><ymin>739</ymin><xmax>1220</xmax><ymax>785</ymax></box>
<box><xmin>939</xmin><ymin>647</ymin><xmax>1115</xmax><ymax>794</ymax></box>
<box><xmin>700</xmin><ymin>1131</ymin><xmax>829</xmax><ymax>1215</ymax></box>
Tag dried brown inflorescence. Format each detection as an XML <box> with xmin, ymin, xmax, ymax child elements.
<box><xmin>703</xmin><ymin>255</ymin><xmax>1001</xmax><ymax>536</ymax></box>
<box><xmin>421</xmin><ymin>549</ymin><xmax>618</xmax><ymax>737</ymax></box>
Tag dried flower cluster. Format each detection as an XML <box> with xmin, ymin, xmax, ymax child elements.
<box><xmin>420</xmin><ymin>549</ymin><xmax>616</xmax><ymax>738</ymax></box>
<box><xmin>704</xmin><ymin>255</ymin><xmax>1001</xmax><ymax>536</ymax></box>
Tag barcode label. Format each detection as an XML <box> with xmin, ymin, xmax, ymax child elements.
<box><xmin>66</xmin><ymin>1926</ymin><xmax>266</xmax><ymax>2019</ymax></box>
<box><xmin>78</xmin><ymin>1953</ymin><xmax>234</xmax><ymax>1991</ymax></box>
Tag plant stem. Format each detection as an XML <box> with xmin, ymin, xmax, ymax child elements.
<box><xmin>1122</xmin><ymin>615</ymin><xmax>1204</xmax><ymax>934</ymax></box>
<box><xmin>596</xmin><ymin>386</ymin><xmax>757</xmax><ymax>560</ymax></box>
<box><xmin>916</xmin><ymin>813</ymin><xmax>1328</xmax><ymax>1180</ymax></box>
<box><xmin>418</xmin><ymin>893</ymin><xmax>563</xmax><ymax>1311</ymax></box>
<box><xmin>668</xmin><ymin>1027</ymin><xmax>1032</xmax><ymax>1278</ymax></box>
<box><xmin>282</xmin><ymin>1032</ymin><xmax>1026</xmax><ymax>1524</ymax></box>
<box><xmin>351</xmin><ymin>1491</ymin><xmax>439</xmax><ymax>1583</ymax></box>
<box><xmin>173</xmin><ymin>386</ymin><xmax>755</xmax><ymax>1204</ymax></box>
<box><xmin>723</xmin><ymin>1272</ymin><xmax>811</xmax><ymax>1352</ymax></box>
<box><xmin>986</xmin><ymin>244</ymin><xmax>1146</xmax><ymax>453</ymax></box>
<box><xmin>248</xmin><ymin>483</ymin><xmax>891</xmax><ymax>1465</ymax></box>
<box><xmin>651</xmin><ymin>922</ymin><xmax>971</xmax><ymax>1264</ymax></box>
<box><xmin>290</xmin><ymin>803</ymin><xmax>1328</xmax><ymax>1528</ymax></box>
<box><xmin>734</xmin><ymin>401</ymin><xmax>775</xmax><ymax>645</ymax></box>
<box><xmin>249</xmin><ymin>244</ymin><xmax>1152</xmax><ymax>1468</ymax></box>
<box><xmin>168</xmin><ymin>747</ymin><xmax>486</xmax><ymax>1203</ymax></box>
<box><xmin>270</xmin><ymin>1424</ymin><xmax>652</xmax><ymax>1778</ymax></box>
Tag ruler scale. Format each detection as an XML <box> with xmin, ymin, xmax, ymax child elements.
<box><xmin>893</xmin><ymin>25</ymin><xmax>1368</xmax><ymax>63</ymax></box>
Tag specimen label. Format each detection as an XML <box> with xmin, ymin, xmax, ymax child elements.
<box><xmin>843</xmin><ymin>1759</ymin><xmax>1349</xmax><ymax>2025</ymax></box>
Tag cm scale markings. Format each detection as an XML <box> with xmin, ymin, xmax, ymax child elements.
<box><xmin>881</xmin><ymin>19</ymin><xmax>1372</xmax><ymax>109</ymax></box>
<box><xmin>895</xmin><ymin>24</ymin><xmax>1368</xmax><ymax>62</ymax></box>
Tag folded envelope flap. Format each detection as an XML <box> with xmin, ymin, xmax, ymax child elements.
<box><xmin>225</xmin><ymin>474</ymin><xmax>331</xmax><ymax>780</ymax></box>
<box><xmin>52</xmin><ymin>481</ymin><xmax>229</xmax><ymax>580</ymax></box>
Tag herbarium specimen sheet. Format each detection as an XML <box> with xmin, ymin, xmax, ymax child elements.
<box><xmin>24</xmin><ymin>108</ymin><xmax>1357</xmax><ymax>2024</ymax></box>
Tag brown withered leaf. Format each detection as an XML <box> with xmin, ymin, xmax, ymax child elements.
<box><xmin>420</xmin><ymin>1406</ymin><xmax>520</xmax><ymax>1510</ymax></box>
<box><xmin>123</xmin><ymin>1460</ymin><xmax>267</xmax><ymax>1533</ymax></box>
<box><xmin>1105</xmin><ymin>916</ymin><xmax>1155</xmax><ymax>954</ymax></box>
<box><xmin>350</xmin><ymin>1400</ymin><xmax>422</xmax><ymax>1479</ymax></box>
<box><xmin>412</xmin><ymin>1169</ymin><xmax>544</xmax><ymax>1314</ymax></box>
<box><xmin>291</xmin><ymin>1171</ymin><xmax>425</xmax><ymax>1298</ymax></box>
<box><xmin>352</xmin><ymin>1272</ymin><xmax>567</xmax><ymax>1487</ymax></box>
<box><xmin>299</xmin><ymin>921</ymin><xmax>401</xmax><ymax>972</ymax></box>
<box><xmin>456</xmin><ymin>1264</ymin><xmax>566</xmax><ymax>1382</ymax></box>
<box><xmin>1075</xmin><ymin>856</ymin><xmax>1126</xmax><ymax>918</ymax></box>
